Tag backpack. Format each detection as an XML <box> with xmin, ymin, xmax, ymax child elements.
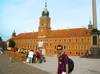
<box><xmin>68</xmin><ymin>58</ymin><xmax>74</xmax><ymax>73</ymax></box>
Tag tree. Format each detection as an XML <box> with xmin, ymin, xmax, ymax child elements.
<box><xmin>0</xmin><ymin>37</ymin><xmax>2</xmax><ymax>42</ymax></box>
<box><xmin>2</xmin><ymin>42</ymin><xmax>7</xmax><ymax>50</ymax></box>
<box><xmin>0</xmin><ymin>37</ymin><xmax>7</xmax><ymax>50</ymax></box>
<box><xmin>0</xmin><ymin>37</ymin><xmax>3</xmax><ymax>47</ymax></box>
<box><xmin>8</xmin><ymin>39</ymin><xmax>16</xmax><ymax>48</ymax></box>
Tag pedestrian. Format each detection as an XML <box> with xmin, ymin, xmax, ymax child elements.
<box><xmin>57</xmin><ymin>45</ymin><xmax>69</xmax><ymax>74</ymax></box>
<box><xmin>35</xmin><ymin>49</ymin><xmax>41</xmax><ymax>63</ymax></box>
<box><xmin>27</xmin><ymin>50</ymin><xmax>34</xmax><ymax>63</ymax></box>
<box><xmin>41</xmin><ymin>48</ymin><xmax>46</xmax><ymax>62</ymax></box>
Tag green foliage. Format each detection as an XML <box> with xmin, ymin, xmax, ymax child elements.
<box><xmin>0</xmin><ymin>37</ymin><xmax>2</xmax><ymax>42</ymax></box>
<box><xmin>9</xmin><ymin>39</ymin><xmax>16</xmax><ymax>48</ymax></box>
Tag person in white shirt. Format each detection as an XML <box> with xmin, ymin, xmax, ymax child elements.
<box><xmin>27</xmin><ymin>50</ymin><xmax>34</xmax><ymax>63</ymax></box>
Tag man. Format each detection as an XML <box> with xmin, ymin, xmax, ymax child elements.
<box><xmin>41</xmin><ymin>48</ymin><xmax>46</xmax><ymax>62</ymax></box>
<box><xmin>57</xmin><ymin>45</ymin><xmax>69</xmax><ymax>74</ymax></box>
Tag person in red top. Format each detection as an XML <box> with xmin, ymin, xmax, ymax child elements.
<box><xmin>35</xmin><ymin>49</ymin><xmax>42</xmax><ymax>63</ymax></box>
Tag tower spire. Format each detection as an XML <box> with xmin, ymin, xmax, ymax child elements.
<box><xmin>45</xmin><ymin>0</ymin><xmax>47</xmax><ymax>8</ymax></box>
<box><xmin>12</xmin><ymin>29</ymin><xmax>16</xmax><ymax>37</ymax></box>
<box><xmin>42</xmin><ymin>0</ymin><xmax>49</xmax><ymax>16</ymax></box>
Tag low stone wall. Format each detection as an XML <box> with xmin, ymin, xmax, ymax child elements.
<box><xmin>4</xmin><ymin>50</ymin><xmax>26</xmax><ymax>62</ymax></box>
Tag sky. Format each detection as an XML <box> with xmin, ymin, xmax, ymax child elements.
<box><xmin>0</xmin><ymin>0</ymin><xmax>100</xmax><ymax>41</ymax></box>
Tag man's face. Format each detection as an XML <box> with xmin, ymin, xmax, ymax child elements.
<box><xmin>57</xmin><ymin>50</ymin><xmax>63</xmax><ymax>55</ymax></box>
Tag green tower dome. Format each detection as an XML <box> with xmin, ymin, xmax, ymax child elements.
<box><xmin>42</xmin><ymin>8</ymin><xmax>49</xmax><ymax>16</ymax></box>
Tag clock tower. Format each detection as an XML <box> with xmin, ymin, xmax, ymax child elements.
<box><xmin>38</xmin><ymin>0</ymin><xmax>51</xmax><ymax>38</ymax></box>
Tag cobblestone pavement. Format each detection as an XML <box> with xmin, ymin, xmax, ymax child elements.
<box><xmin>0</xmin><ymin>55</ymin><xmax>50</xmax><ymax>74</ymax></box>
<box><xmin>1</xmin><ymin>54</ymin><xmax>100</xmax><ymax>74</ymax></box>
<box><xmin>28</xmin><ymin>56</ymin><xmax>100</xmax><ymax>74</ymax></box>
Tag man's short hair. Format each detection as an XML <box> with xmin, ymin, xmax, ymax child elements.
<box><xmin>57</xmin><ymin>45</ymin><xmax>63</xmax><ymax>50</ymax></box>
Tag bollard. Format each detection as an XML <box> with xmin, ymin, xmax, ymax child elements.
<box><xmin>9</xmin><ymin>57</ymin><xmax>13</xmax><ymax>63</ymax></box>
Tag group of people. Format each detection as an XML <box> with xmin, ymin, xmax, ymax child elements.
<box><xmin>26</xmin><ymin>49</ymin><xmax>46</xmax><ymax>64</ymax></box>
<box><xmin>25</xmin><ymin>45</ymin><xmax>74</xmax><ymax>74</ymax></box>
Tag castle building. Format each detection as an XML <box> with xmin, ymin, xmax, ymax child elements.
<box><xmin>12</xmin><ymin>0</ymin><xmax>100</xmax><ymax>56</ymax></box>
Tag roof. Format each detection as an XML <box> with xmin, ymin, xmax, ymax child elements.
<box><xmin>12</xmin><ymin>32</ymin><xmax>38</xmax><ymax>39</ymax></box>
<box><xmin>48</xmin><ymin>28</ymin><xmax>91</xmax><ymax>38</ymax></box>
<box><xmin>12</xmin><ymin>28</ymin><xmax>91</xmax><ymax>39</ymax></box>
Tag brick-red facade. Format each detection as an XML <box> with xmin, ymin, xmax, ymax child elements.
<box><xmin>12</xmin><ymin>8</ymin><xmax>93</xmax><ymax>56</ymax></box>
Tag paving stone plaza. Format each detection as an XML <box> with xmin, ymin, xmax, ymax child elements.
<box><xmin>0</xmin><ymin>55</ymin><xmax>100</xmax><ymax>74</ymax></box>
<box><xmin>29</xmin><ymin>56</ymin><xmax>100</xmax><ymax>74</ymax></box>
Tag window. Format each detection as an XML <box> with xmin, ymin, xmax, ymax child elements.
<box><xmin>81</xmin><ymin>52</ymin><xmax>83</xmax><ymax>55</ymax></box>
<box><xmin>64</xmin><ymin>39</ymin><xmax>66</xmax><ymax>42</ymax></box>
<box><xmin>69</xmin><ymin>39</ymin><xmax>71</xmax><ymax>42</ymax></box>
<box><xmin>64</xmin><ymin>46</ymin><xmax>66</xmax><ymax>49</ymax></box>
<box><xmin>76</xmin><ymin>39</ymin><xmax>77</xmax><ymax>42</ymax></box>
<box><xmin>81</xmin><ymin>39</ymin><xmax>83</xmax><ymax>42</ymax></box>
<box><xmin>93</xmin><ymin>36</ymin><xmax>97</xmax><ymax>45</ymax></box>
<box><xmin>55</xmin><ymin>46</ymin><xmax>56</xmax><ymax>49</ymax></box>
<box><xmin>76</xmin><ymin>52</ymin><xmax>78</xmax><ymax>55</ymax></box>
<box><xmin>50</xmin><ymin>43</ymin><xmax>51</xmax><ymax>46</ymax></box>
<box><xmin>70</xmin><ymin>52</ymin><xmax>71</xmax><ymax>55</ymax></box>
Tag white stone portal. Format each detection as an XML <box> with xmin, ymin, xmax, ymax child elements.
<box><xmin>38</xmin><ymin>41</ymin><xmax>44</xmax><ymax>47</ymax></box>
<box><xmin>6</xmin><ymin>41</ymin><xmax>11</xmax><ymax>50</ymax></box>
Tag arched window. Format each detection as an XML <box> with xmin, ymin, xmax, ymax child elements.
<box><xmin>93</xmin><ymin>36</ymin><xmax>97</xmax><ymax>45</ymax></box>
<box><xmin>55</xmin><ymin>46</ymin><xmax>56</xmax><ymax>49</ymax></box>
<box><xmin>76</xmin><ymin>52</ymin><xmax>78</xmax><ymax>55</ymax></box>
<box><xmin>70</xmin><ymin>52</ymin><xmax>71</xmax><ymax>55</ymax></box>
